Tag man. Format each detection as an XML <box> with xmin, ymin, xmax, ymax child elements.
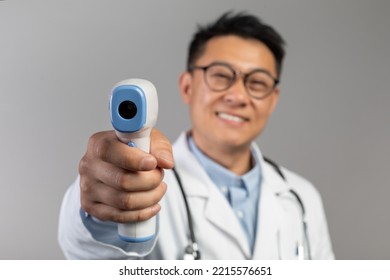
<box><xmin>58</xmin><ymin>12</ymin><xmax>334</xmax><ymax>259</ymax></box>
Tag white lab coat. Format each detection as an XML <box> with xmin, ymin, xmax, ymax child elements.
<box><xmin>58</xmin><ymin>132</ymin><xmax>334</xmax><ymax>259</ymax></box>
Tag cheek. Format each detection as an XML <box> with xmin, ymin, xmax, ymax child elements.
<box><xmin>190</xmin><ymin>96</ymin><xmax>209</xmax><ymax>118</ymax></box>
<box><xmin>255</xmin><ymin>94</ymin><xmax>278</xmax><ymax>117</ymax></box>
<box><xmin>252</xmin><ymin>102</ymin><xmax>275</xmax><ymax>126</ymax></box>
<box><xmin>188</xmin><ymin>85</ymin><xmax>214</xmax><ymax>109</ymax></box>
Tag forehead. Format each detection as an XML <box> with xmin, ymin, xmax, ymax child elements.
<box><xmin>197</xmin><ymin>35</ymin><xmax>277</xmax><ymax>76</ymax></box>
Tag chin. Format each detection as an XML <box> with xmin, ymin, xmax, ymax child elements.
<box><xmin>216</xmin><ymin>135</ymin><xmax>252</xmax><ymax>150</ymax></box>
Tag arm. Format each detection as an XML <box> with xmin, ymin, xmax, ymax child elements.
<box><xmin>58</xmin><ymin>129</ymin><xmax>174</xmax><ymax>259</ymax></box>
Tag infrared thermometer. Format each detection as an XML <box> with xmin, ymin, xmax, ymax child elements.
<box><xmin>109</xmin><ymin>78</ymin><xmax>158</xmax><ymax>242</ymax></box>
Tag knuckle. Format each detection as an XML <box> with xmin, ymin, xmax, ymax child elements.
<box><xmin>112</xmin><ymin>212</ymin><xmax>124</xmax><ymax>223</ymax></box>
<box><xmin>79</xmin><ymin>177</ymin><xmax>91</xmax><ymax>194</ymax></box>
<box><xmin>122</xmin><ymin>192</ymin><xmax>135</xmax><ymax>210</ymax></box>
<box><xmin>78</xmin><ymin>155</ymin><xmax>89</xmax><ymax>175</ymax></box>
<box><xmin>114</xmin><ymin>170</ymin><xmax>127</xmax><ymax>190</ymax></box>
<box><xmin>136</xmin><ymin>210</ymin><xmax>144</xmax><ymax>222</ymax></box>
<box><xmin>91</xmin><ymin>132</ymin><xmax>110</xmax><ymax>161</ymax></box>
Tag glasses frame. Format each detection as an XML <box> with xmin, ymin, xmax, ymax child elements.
<box><xmin>188</xmin><ymin>62</ymin><xmax>279</xmax><ymax>100</ymax></box>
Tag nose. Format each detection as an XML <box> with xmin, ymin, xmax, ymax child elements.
<box><xmin>222</xmin><ymin>77</ymin><xmax>249</xmax><ymax>106</ymax></box>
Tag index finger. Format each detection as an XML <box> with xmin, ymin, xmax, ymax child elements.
<box><xmin>150</xmin><ymin>128</ymin><xmax>174</xmax><ymax>169</ymax></box>
<box><xmin>91</xmin><ymin>131</ymin><xmax>157</xmax><ymax>171</ymax></box>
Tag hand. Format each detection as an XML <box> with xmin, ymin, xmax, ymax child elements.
<box><xmin>79</xmin><ymin>128</ymin><xmax>174</xmax><ymax>223</ymax></box>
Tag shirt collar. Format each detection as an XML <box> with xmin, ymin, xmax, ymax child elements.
<box><xmin>187</xmin><ymin>136</ymin><xmax>261</xmax><ymax>193</ymax></box>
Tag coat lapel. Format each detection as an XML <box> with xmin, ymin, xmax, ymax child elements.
<box><xmin>203</xmin><ymin>183</ymin><xmax>251</xmax><ymax>257</ymax></box>
<box><xmin>253</xmin><ymin>159</ymin><xmax>290</xmax><ymax>259</ymax></box>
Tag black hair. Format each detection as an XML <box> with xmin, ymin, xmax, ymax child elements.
<box><xmin>187</xmin><ymin>11</ymin><xmax>286</xmax><ymax>78</ymax></box>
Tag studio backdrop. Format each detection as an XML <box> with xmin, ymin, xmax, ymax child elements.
<box><xmin>0</xmin><ymin>0</ymin><xmax>389</xmax><ymax>259</ymax></box>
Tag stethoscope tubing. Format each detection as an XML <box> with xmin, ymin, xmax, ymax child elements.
<box><xmin>172</xmin><ymin>167</ymin><xmax>201</xmax><ymax>260</ymax></box>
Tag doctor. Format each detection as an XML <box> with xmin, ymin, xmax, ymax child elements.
<box><xmin>58</xmin><ymin>11</ymin><xmax>334</xmax><ymax>259</ymax></box>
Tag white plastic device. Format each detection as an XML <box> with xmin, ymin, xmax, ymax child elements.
<box><xmin>109</xmin><ymin>78</ymin><xmax>158</xmax><ymax>242</ymax></box>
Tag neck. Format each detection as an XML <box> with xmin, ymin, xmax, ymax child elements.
<box><xmin>191</xmin><ymin>134</ymin><xmax>253</xmax><ymax>176</ymax></box>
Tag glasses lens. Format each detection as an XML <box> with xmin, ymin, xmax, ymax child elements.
<box><xmin>246</xmin><ymin>71</ymin><xmax>276</xmax><ymax>98</ymax></box>
<box><xmin>205</xmin><ymin>64</ymin><xmax>234</xmax><ymax>91</ymax></box>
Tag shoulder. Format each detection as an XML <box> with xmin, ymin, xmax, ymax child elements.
<box><xmin>274</xmin><ymin>163</ymin><xmax>328</xmax><ymax>229</ymax></box>
<box><xmin>261</xmin><ymin>155</ymin><xmax>324</xmax><ymax>208</ymax></box>
<box><xmin>275</xmin><ymin>163</ymin><xmax>334</xmax><ymax>259</ymax></box>
<box><xmin>279</xmin><ymin>166</ymin><xmax>322</xmax><ymax>201</ymax></box>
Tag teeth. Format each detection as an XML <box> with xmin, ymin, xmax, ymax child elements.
<box><xmin>217</xmin><ymin>112</ymin><xmax>245</xmax><ymax>123</ymax></box>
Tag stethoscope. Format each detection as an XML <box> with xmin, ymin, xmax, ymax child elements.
<box><xmin>172</xmin><ymin>157</ymin><xmax>311</xmax><ymax>260</ymax></box>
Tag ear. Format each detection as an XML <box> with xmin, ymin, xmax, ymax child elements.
<box><xmin>179</xmin><ymin>71</ymin><xmax>192</xmax><ymax>104</ymax></box>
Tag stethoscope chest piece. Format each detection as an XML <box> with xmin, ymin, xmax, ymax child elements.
<box><xmin>183</xmin><ymin>242</ymin><xmax>201</xmax><ymax>260</ymax></box>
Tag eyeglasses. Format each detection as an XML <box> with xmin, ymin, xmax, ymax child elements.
<box><xmin>189</xmin><ymin>62</ymin><xmax>279</xmax><ymax>99</ymax></box>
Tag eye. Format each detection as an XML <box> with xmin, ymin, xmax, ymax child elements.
<box><xmin>207</xmin><ymin>66</ymin><xmax>234</xmax><ymax>87</ymax></box>
<box><xmin>211</xmin><ymin>72</ymin><xmax>232</xmax><ymax>80</ymax></box>
<box><xmin>247</xmin><ymin>72</ymin><xmax>274</xmax><ymax>92</ymax></box>
<box><xmin>247</xmin><ymin>79</ymin><xmax>268</xmax><ymax>91</ymax></box>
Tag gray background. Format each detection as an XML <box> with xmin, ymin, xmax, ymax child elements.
<box><xmin>0</xmin><ymin>0</ymin><xmax>389</xmax><ymax>259</ymax></box>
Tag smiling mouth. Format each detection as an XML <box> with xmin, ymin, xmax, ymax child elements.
<box><xmin>216</xmin><ymin>112</ymin><xmax>248</xmax><ymax>123</ymax></box>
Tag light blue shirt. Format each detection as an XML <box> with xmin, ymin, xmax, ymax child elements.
<box><xmin>188</xmin><ymin>137</ymin><xmax>262</xmax><ymax>251</ymax></box>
